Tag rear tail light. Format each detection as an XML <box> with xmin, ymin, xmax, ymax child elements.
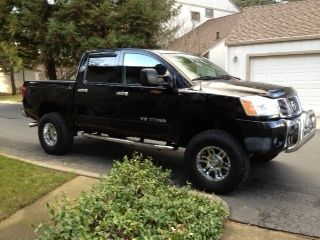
<box><xmin>21</xmin><ymin>85</ymin><xmax>27</xmax><ymax>98</ymax></box>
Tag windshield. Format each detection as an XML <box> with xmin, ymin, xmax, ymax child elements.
<box><xmin>162</xmin><ymin>53</ymin><xmax>230</xmax><ymax>81</ymax></box>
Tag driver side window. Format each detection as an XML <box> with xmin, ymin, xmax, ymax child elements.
<box><xmin>123</xmin><ymin>53</ymin><xmax>162</xmax><ymax>85</ymax></box>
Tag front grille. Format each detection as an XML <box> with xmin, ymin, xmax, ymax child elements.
<box><xmin>278</xmin><ymin>96</ymin><xmax>302</xmax><ymax>118</ymax></box>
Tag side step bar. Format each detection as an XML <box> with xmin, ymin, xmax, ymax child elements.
<box><xmin>82</xmin><ymin>133</ymin><xmax>178</xmax><ymax>151</ymax></box>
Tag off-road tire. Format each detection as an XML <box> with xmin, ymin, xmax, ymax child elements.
<box><xmin>250</xmin><ymin>153</ymin><xmax>279</xmax><ymax>163</ymax></box>
<box><xmin>184</xmin><ymin>130</ymin><xmax>250</xmax><ymax>194</ymax></box>
<box><xmin>38</xmin><ymin>112</ymin><xmax>73</xmax><ymax>155</ymax></box>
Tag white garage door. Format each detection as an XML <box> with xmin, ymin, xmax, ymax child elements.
<box><xmin>250</xmin><ymin>54</ymin><xmax>320</xmax><ymax>115</ymax></box>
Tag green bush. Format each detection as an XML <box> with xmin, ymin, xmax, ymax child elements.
<box><xmin>36</xmin><ymin>153</ymin><xmax>228</xmax><ymax>240</ymax></box>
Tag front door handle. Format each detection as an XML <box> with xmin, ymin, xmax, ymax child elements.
<box><xmin>78</xmin><ymin>88</ymin><xmax>88</xmax><ymax>93</ymax></box>
<box><xmin>116</xmin><ymin>91</ymin><xmax>129</xmax><ymax>96</ymax></box>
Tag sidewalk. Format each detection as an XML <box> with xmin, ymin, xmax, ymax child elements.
<box><xmin>0</xmin><ymin>176</ymin><xmax>99</xmax><ymax>240</ymax></box>
<box><xmin>0</xmin><ymin>175</ymin><xmax>313</xmax><ymax>240</ymax></box>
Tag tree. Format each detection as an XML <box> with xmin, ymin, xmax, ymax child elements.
<box><xmin>47</xmin><ymin>0</ymin><xmax>179</xmax><ymax>68</ymax></box>
<box><xmin>1</xmin><ymin>0</ymin><xmax>179</xmax><ymax>80</ymax></box>
<box><xmin>234</xmin><ymin>0</ymin><xmax>278</xmax><ymax>8</ymax></box>
<box><xmin>10</xmin><ymin>0</ymin><xmax>61</xmax><ymax>80</ymax></box>
<box><xmin>0</xmin><ymin>0</ymin><xmax>22</xmax><ymax>95</ymax></box>
<box><xmin>0</xmin><ymin>43</ymin><xmax>22</xmax><ymax>95</ymax></box>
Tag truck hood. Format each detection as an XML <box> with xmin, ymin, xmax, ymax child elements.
<box><xmin>189</xmin><ymin>79</ymin><xmax>295</xmax><ymax>99</ymax></box>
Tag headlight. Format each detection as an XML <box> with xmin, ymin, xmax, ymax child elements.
<box><xmin>240</xmin><ymin>96</ymin><xmax>280</xmax><ymax>117</ymax></box>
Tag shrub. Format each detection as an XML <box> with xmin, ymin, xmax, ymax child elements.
<box><xmin>35</xmin><ymin>153</ymin><xmax>228</xmax><ymax>240</ymax></box>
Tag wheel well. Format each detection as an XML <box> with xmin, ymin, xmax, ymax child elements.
<box><xmin>179</xmin><ymin>115</ymin><xmax>243</xmax><ymax>147</ymax></box>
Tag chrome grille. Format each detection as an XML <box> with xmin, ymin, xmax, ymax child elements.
<box><xmin>278</xmin><ymin>96</ymin><xmax>302</xmax><ymax>118</ymax></box>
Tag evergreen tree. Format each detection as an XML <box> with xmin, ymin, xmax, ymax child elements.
<box><xmin>48</xmin><ymin>0</ymin><xmax>179</xmax><ymax>68</ymax></box>
<box><xmin>0</xmin><ymin>0</ymin><xmax>22</xmax><ymax>94</ymax></box>
<box><xmin>234</xmin><ymin>0</ymin><xmax>278</xmax><ymax>8</ymax></box>
<box><xmin>0</xmin><ymin>43</ymin><xmax>22</xmax><ymax>95</ymax></box>
<box><xmin>0</xmin><ymin>0</ymin><xmax>179</xmax><ymax>80</ymax></box>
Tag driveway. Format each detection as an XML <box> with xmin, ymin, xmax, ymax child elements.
<box><xmin>1</xmin><ymin>103</ymin><xmax>319</xmax><ymax>237</ymax></box>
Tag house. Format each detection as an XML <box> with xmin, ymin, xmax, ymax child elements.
<box><xmin>174</xmin><ymin>0</ymin><xmax>239</xmax><ymax>37</ymax></box>
<box><xmin>169</xmin><ymin>0</ymin><xmax>320</xmax><ymax>115</ymax></box>
<box><xmin>0</xmin><ymin>69</ymin><xmax>46</xmax><ymax>94</ymax></box>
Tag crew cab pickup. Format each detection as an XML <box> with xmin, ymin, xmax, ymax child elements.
<box><xmin>22</xmin><ymin>49</ymin><xmax>317</xmax><ymax>193</ymax></box>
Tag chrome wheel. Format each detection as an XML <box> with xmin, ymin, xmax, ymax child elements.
<box><xmin>196</xmin><ymin>146</ymin><xmax>231</xmax><ymax>182</ymax></box>
<box><xmin>43</xmin><ymin>123</ymin><xmax>58</xmax><ymax>147</ymax></box>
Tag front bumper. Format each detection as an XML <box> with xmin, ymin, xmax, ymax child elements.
<box><xmin>237</xmin><ymin>110</ymin><xmax>317</xmax><ymax>155</ymax></box>
<box><xmin>284</xmin><ymin>110</ymin><xmax>316</xmax><ymax>153</ymax></box>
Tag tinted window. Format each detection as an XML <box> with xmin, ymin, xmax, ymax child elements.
<box><xmin>86</xmin><ymin>54</ymin><xmax>118</xmax><ymax>83</ymax></box>
<box><xmin>123</xmin><ymin>53</ymin><xmax>162</xmax><ymax>85</ymax></box>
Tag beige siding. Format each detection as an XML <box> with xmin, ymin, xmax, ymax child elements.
<box><xmin>0</xmin><ymin>70</ymin><xmax>39</xmax><ymax>94</ymax></box>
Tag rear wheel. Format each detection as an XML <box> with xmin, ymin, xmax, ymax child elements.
<box><xmin>184</xmin><ymin>130</ymin><xmax>249</xmax><ymax>194</ymax></box>
<box><xmin>38</xmin><ymin>112</ymin><xmax>73</xmax><ymax>155</ymax></box>
<box><xmin>250</xmin><ymin>153</ymin><xmax>278</xmax><ymax>163</ymax></box>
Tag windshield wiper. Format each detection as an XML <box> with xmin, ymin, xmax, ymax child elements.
<box><xmin>192</xmin><ymin>75</ymin><xmax>232</xmax><ymax>81</ymax></box>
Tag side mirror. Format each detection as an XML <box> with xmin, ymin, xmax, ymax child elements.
<box><xmin>140</xmin><ymin>68</ymin><xmax>163</xmax><ymax>86</ymax></box>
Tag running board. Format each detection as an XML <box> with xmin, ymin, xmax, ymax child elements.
<box><xmin>82</xmin><ymin>133</ymin><xmax>178</xmax><ymax>151</ymax></box>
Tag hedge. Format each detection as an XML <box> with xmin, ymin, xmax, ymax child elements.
<box><xmin>36</xmin><ymin>153</ymin><xmax>228</xmax><ymax>240</ymax></box>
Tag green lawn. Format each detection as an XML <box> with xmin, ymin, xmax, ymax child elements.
<box><xmin>0</xmin><ymin>155</ymin><xmax>76</xmax><ymax>221</ymax></box>
<box><xmin>0</xmin><ymin>94</ymin><xmax>22</xmax><ymax>102</ymax></box>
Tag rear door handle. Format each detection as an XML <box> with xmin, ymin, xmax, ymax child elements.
<box><xmin>78</xmin><ymin>89</ymin><xmax>88</xmax><ymax>93</ymax></box>
<box><xmin>116</xmin><ymin>91</ymin><xmax>129</xmax><ymax>96</ymax></box>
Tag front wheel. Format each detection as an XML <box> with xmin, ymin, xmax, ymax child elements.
<box><xmin>38</xmin><ymin>112</ymin><xmax>73</xmax><ymax>155</ymax></box>
<box><xmin>184</xmin><ymin>130</ymin><xmax>250</xmax><ymax>194</ymax></box>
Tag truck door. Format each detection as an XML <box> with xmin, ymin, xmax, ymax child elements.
<box><xmin>75</xmin><ymin>51</ymin><xmax>120</xmax><ymax>131</ymax></box>
<box><xmin>114</xmin><ymin>51</ymin><xmax>180</xmax><ymax>141</ymax></box>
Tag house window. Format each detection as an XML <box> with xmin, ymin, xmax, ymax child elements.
<box><xmin>205</xmin><ymin>8</ymin><xmax>214</xmax><ymax>18</ymax></box>
<box><xmin>191</xmin><ymin>11</ymin><xmax>200</xmax><ymax>22</ymax></box>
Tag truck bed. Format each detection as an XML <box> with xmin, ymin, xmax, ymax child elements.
<box><xmin>23</xmin><ymin>80</ymin><xmax>76</xmax><ymax>121</ymax></box>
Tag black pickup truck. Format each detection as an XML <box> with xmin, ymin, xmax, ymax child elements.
<box><xmin>22</xmin><ymin>49</ymin><xmax>317</xmax><ymax>193</ymax></box>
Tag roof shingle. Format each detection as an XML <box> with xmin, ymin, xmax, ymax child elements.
<box><xmin>226</xmin><ymin>0</ymin><xmax>320</xmax><ymax>46</ymax></box>
<box><xmin>169</xmin><ymin>0</ymin><xmax>320</xmax><ymax>53</ymax></box>
<box><xmin>169</xmin><ymin>13</ymin><xmax>239</xmax><ymax>55</ymax></box>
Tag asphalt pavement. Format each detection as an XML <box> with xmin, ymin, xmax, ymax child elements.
<box><xmin>0</xmin><ymin>103</ymin><xmax>319</xmax><ymax>237</ymax></box>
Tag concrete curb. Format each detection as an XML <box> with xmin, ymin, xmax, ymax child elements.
<box><xmin>222</xmin><ymin>221</ymin><xmax>312</xmax><ymax>240</ymax></box>
<box><xmin>0</xmin><ymin>152</ymin><xmax>103</xmax><ymax>179</ymax></box>
<box><xmin>0</xmin><ymin>101</ymin><xmax>22</xmax><ymax>105</ymax></box>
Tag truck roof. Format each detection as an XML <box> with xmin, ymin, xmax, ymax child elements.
<box><xmin>86</xmin><ymin>48</ymin><xmax>184</xmax><ymax>55</ymax></box>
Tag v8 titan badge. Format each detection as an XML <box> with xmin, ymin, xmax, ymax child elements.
<box><xmin>140</xmin><ymin>117</ymin><xmax>167</xmax><ymax>124</ymax></box>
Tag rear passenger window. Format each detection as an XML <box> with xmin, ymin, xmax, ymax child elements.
<box><xmin>86</xmin><ymin>54</ymin><xmax>118</xmax><ymax>83</ymax></box>
<box><xmin>123</xmin><ymin>53</ymin><xmax>162</xmax><ymax>85</ymax></box>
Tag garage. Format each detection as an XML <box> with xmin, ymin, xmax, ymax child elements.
<box><xmin>249</xmin><ymin>54</ymin><xmax>320</xmax><ymax>115</ymax></box>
